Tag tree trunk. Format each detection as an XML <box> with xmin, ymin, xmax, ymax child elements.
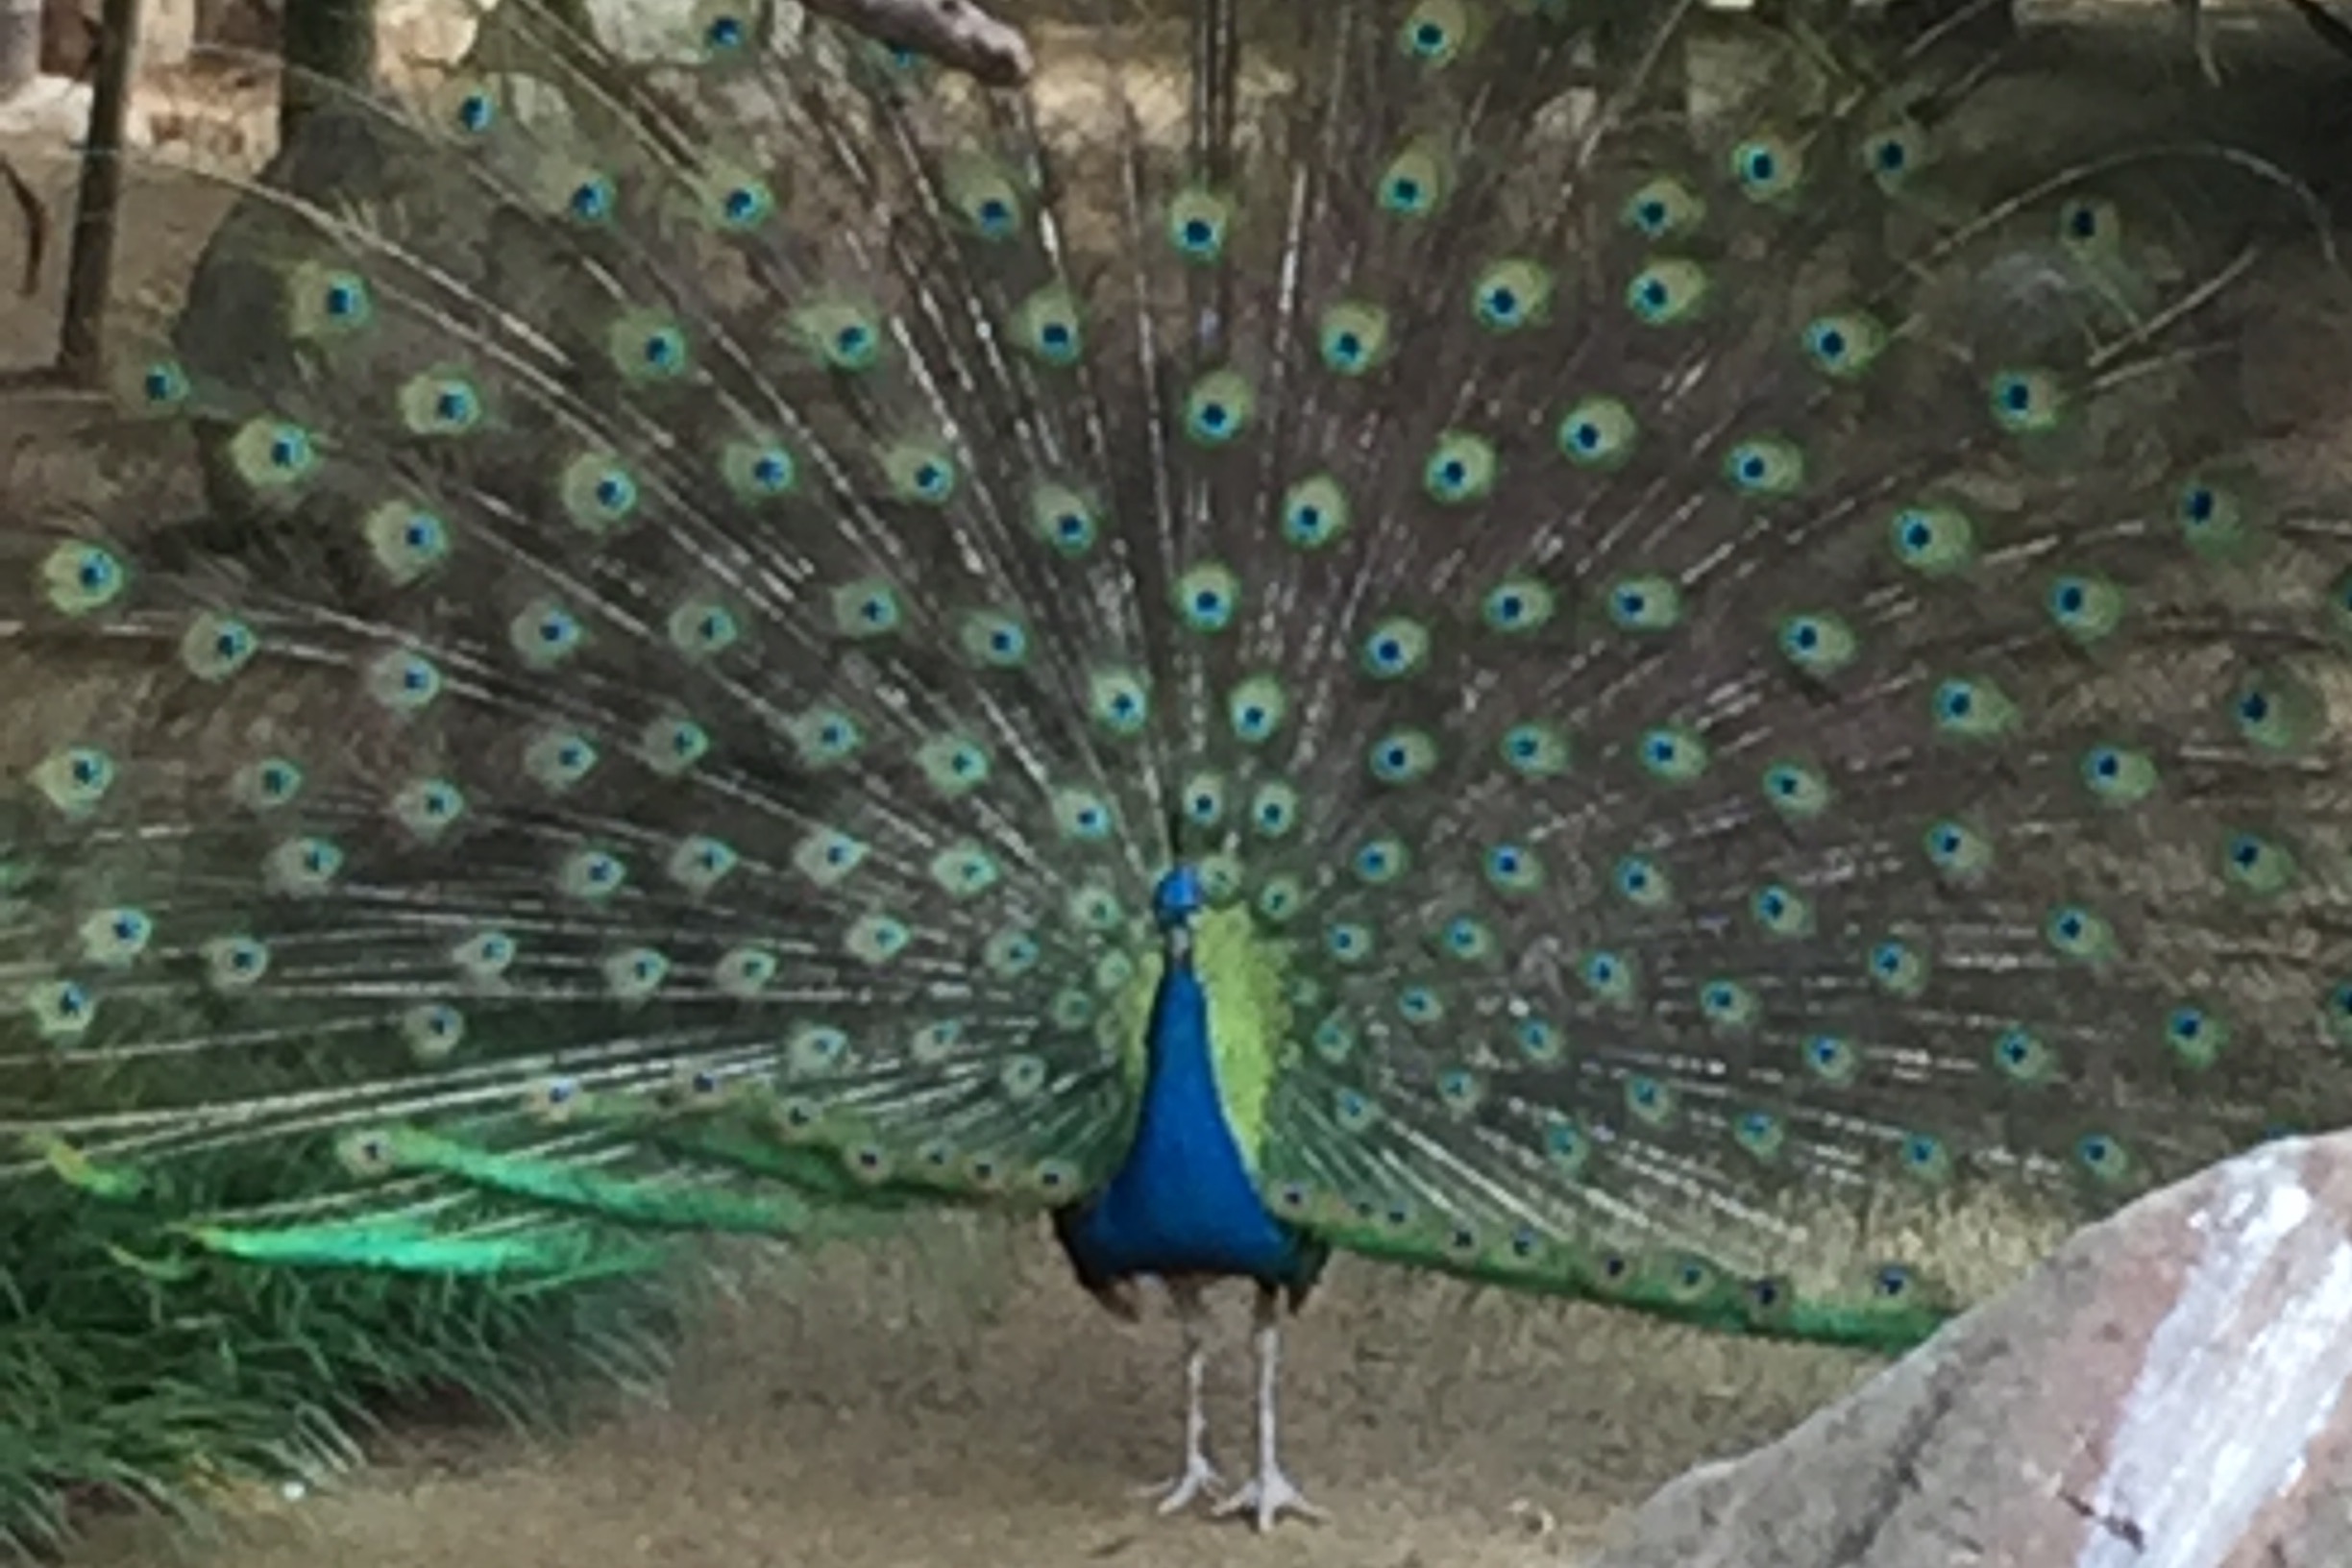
<box><xmin>279</xmin><ymin>0</ymin><xmax>375</xmax><ymax>147</ymax></box>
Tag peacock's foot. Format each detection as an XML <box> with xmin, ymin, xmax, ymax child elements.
<box><xmin>1212</xmin><ymin>1465</ymin><xmax>1327</xmax><ymax>1531</ymax></box>
<box><xmin>1134</xmin><ymin>1452</ymin><xmax>1223</xmax><ymax>1515</ymax></box>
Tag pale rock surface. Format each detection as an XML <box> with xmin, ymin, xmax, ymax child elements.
<box><xmin>1593</xmin><ymin>1134</ymin><xmax>2352</xmax><ymax>1568</ymax></box>
<box><xmin>0</xmin><ymin>70</ymin><xmax>152</xmax><ymax>145</ymax></box>
<box><xmin>376</xmin><ymin>0</ymin><xmax>796</xmax><ymax>74</ymax></box>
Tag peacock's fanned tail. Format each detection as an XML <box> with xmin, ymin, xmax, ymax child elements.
<box><xmin>5</xmin><ymin>0</ymin><xmax>2351</xmax><ymax>1355</ymax></box>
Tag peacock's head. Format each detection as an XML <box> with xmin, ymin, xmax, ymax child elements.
<box><xmin>1152</xmin><ymin>864</ymin><xmax>1206</xmax><ymax>940</ymax></box>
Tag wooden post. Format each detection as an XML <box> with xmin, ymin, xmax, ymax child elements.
<box><xmin>57</xmin><ymin>0</ymin><xmax>141</xmax><ymax>384</ymax></box>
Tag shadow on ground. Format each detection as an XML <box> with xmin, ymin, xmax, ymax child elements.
<box><xmin>62</xmin><ymin>1221</ymin><xmax>1878</xmax><ymax>1568</ymax></box>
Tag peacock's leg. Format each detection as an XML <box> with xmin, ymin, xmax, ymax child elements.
<box><xmin>1213</xmin><ymin>1284</ymin><xmax>1326</xmax><ymax>1531</ymax></box>
<box><xmin>1136</xmin><ymin>1278</ymin><xmax>1223</xmax><ymax>1513</ymax></box>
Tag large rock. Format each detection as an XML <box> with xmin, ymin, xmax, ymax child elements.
<box><xmin>1593</xmin><ymin>1135</ymin><xmax>2352</xmax><ymax>1568</ymax></box>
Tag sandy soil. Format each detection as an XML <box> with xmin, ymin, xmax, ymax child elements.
<box><xmin>56</xmin><ymin>1225</ymin><xmax>1879</xmax><ymax>1568</ymax></box>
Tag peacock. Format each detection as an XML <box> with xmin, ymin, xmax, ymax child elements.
<box><xmin>8</xmin><ymin>0</ymin><xmax>2352</xmax><ymax>1532</ymax></box>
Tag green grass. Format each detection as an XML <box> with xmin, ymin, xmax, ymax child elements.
<box><xmin>0</xmin><ymin>1165</ymin><xmax>692</xmax><ymax>1561</ymax></box>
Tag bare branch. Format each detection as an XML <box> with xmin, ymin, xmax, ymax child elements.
<box><xmin>796</xmin><ymin>0</ymin><xmax>1035</xmax><ymax>86</ymax></box>
<box><xmin>2283</xmin><ymin>0</ymin><xmax>2352</xmax><ymax>65</ymax></box>
<box><xmin>0</xmin><ymin>154</ymin><xmax>44</xmax><ymax>298</ymax></box>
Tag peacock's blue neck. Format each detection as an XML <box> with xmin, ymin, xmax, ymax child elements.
<box><xmin>1061</xmin><ymin>948</ymin><xmax>1312</xmax><ymax>1287</ymax></box>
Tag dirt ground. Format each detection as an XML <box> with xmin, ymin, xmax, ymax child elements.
<box><xmin>57</xmin><ymin>1225</ymin><xmax>1880</xmax><ymax>1568</ymax></box>
<box><xmin>6</xmin><ymin>8</ymin><xmax>2352</xmax><ymax>1568</ymax></box>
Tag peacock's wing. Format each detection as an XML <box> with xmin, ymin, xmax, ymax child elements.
<box><xmin>1139</xmin><ymin>6</ymin><xmax>2352</xmax><ymax>1348</ymax></box>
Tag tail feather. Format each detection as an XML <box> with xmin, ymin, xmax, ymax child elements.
<box><xmin>3</xmin><ymin>0</ymin><xmax>2348</xmax><ymax>1348</ymax></box>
